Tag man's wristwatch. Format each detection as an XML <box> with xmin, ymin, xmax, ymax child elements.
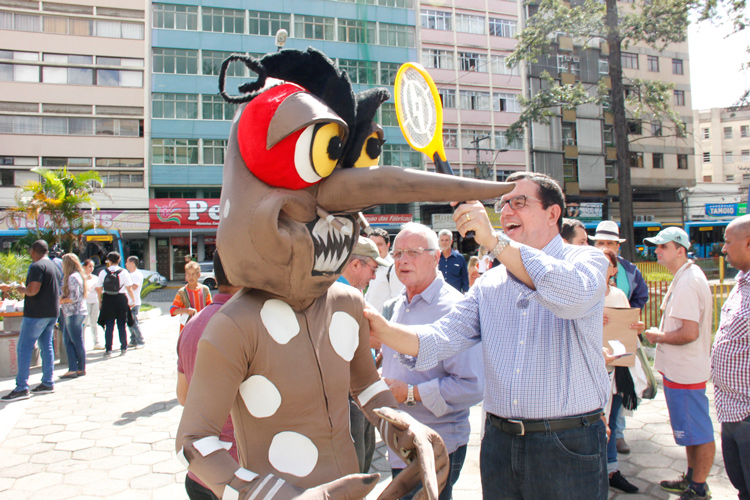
<box><xmin>405</xmin><ymin>384</ymin><xmax>416</xmax><ymax>407</ymax></box>
<box><xmin>486</xmin><ymin>231</ymin><xmax>511</xmax><ymax>260</ymax></box>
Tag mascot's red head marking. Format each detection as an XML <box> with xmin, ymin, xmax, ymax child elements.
<box><xmin>237</xmin><ymin>83</ymin><xmax>349</xmax><ymax>190</ymax></box>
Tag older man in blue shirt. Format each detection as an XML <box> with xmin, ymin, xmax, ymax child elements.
<box><xmin>381</xmin><ymin>222</ymin><xmax>484</xmax><ymax>500</ymax></box>
<box><xmin>438</xmin><ymin>229</ymin><xmax>469</xmax><ymax>293</ymax></box>
<box><xmin>366</xmin><ymin>172</ymin><xmax>610</xmax><ymax>500</ymax></box>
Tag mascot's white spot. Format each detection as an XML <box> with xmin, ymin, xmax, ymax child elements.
<box><xmin>223</xmin><ymin>199</ymin><xmax>230</xmax><ymax>219</ymax></box>
<box><xmin>176</xmin><ymin>448</ymin><xmax>188</xmax><ymax>468</ymax></box>
<box><xmin>260</xmin><ymin>299</ymin><xmax>299</xmax><ymax>344</ymax></box>
<box><xmin>222</xmin><ymin>485</ymin><xmax>239</xmax><ymax>500</ymax></box>
<box><xmin>239</xmin><ymin>375</ymin><xmax>281</xmax><ymax>418</ymax></box>
<box><xmin>268</xmin><ymin>431</ymin><xmax>318</xmax><ymax>477</ymax></box>
<box><xmin>328</xmin><ymin>311</ymin><xmax>359</xmax><ymax>362</ymax></box>
<box><xmin>234</xmin><ymin>467</ymin><xmax>258</xmax><ymax>482</ymax></box>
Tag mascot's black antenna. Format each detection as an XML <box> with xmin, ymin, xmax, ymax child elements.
<box><xmin>218</xmin><ymin>54</ymin><xmax>267</xmax><ymax>104</ymax></box>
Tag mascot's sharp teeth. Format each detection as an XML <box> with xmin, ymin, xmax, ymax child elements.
<box><xmin>310</xmin><ymin>216</ymin><xmax>355</xmax><ymax>273</ymax></box>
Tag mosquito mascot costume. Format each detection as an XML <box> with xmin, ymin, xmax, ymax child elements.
<box><xmin>176</xmin><ymin>48</ymin><xmax>514</xmax><ymax>500</ymax></box>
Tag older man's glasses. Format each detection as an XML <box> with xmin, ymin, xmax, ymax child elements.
<box><xmin>495</xmin><ymin>195</ymin><xmax>543</xmax><ymax>213</ymax></box>
<box><xmin>392</xmin><ymin>247</ymin><xmax>436</xmax><ymax>260</ymax></box>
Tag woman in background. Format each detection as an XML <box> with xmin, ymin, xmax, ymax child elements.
<box><xmin>60</xmin><ymin>254</ymin><xmax>89</xmax><ymax>378</ymax></box>
<box><xmin>83</xmin><ymin>259</ymin><xmax>104</xmax><ymax>350</ymax></box>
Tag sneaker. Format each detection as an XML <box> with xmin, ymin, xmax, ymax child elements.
<box><xmin>120</xmin><ymin>349</ymin><xmax>127</xmax><ymax>355</ymax></box>
<box><xmin>616</xmin><ymin>437</ymin><xmax>631</xmax><ymax>454</ymax></box>
<box><xmin>93</xmin><ymin>344</ymin><xmax>105</xmax><ymax>350</ymax></box>
<box><xmin>661</xmin><ymin>475</ymin><xmax>690</xmax><ymax>493</ymax></box>
<box><xmin>103</xmin><ymin>350</ymin><xmax>112</xmax><ymax>358</ymax></box>
<box><xmin>128</xmin><ymin>341</ymin><xmax>137</xmax><ymax>348</ymax></box>
<box><xmin>678</xmin><ymin>486</ymin><xmax>711</xmax><ymax>500</ymax></box>
<box><xmin>610</xmin><ymin>471</ymin><xmax>639</xmax><ymax>493</ymax></box>
<box><xmin>136</xmin><ymin>342</ymin><xmax>145</xmax><ymax>348</ymax></box>
<box><xmin>1</xmin><ymin>389</ymin><xmax>30</xmax><ymax>401</ymax></box>
<box><xmin>31</xmin><ymin>383</ymin><xmax>54</xmax><ymax>393</ymax></box>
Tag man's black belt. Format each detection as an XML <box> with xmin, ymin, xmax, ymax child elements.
<box><xmin>487</xmin><ymin>411</ymin><xmax>602</xmax><ymax>436</ymax></box>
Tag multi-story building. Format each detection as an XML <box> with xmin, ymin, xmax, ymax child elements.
<box><xmin>519</xmin><ymin>1</ymin><xmax>695</xmax><ymax>225</ymax></box>
<box><xmin>0</xmin><ymin>0</ymin><xmax>150</xmax><ymax>259</ymax></box>
<box><xmin>692</xmin><ymin>106</ymin><xmax>750</xmax><ymax>191</ymax></box>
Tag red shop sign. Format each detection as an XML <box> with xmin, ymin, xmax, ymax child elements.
<box><xmin>150</xmin><ymin>199</ymin><xmax>221</xmax><ymax>230</ymax></box>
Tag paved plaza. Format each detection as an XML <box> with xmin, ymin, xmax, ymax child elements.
<box><xmin>0</xmin><ymin>305</ymin><xmax>738</xmax><ymax>499</ymax></box>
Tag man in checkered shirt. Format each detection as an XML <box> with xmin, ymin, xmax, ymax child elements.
<box><xmin>712</xmin><ymin>215</ymin><xmax>750</xmax><ymax>500</ymax></box>
<box><xmin>366</xmin><ymin>172</ymin><xmax>612</xmax><ymax>499</ymax></box>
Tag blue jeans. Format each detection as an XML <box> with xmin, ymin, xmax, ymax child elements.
<box><xmin>722</xmin><ymin>416</ymin><xmax>750</xmax><ymax>500</ymax></box>
<box><xmin>63</xmin><ymin>313</ymin><xmax>86</xmax><ymax>372</ymax></box>
<box><xmin>15</xmin><ymin>316</ymin><xmax>57</xmax><ymax>391</ymax></box>
<box><xmin>480</xmin><ymin>413</ymin><xmax>608</xmax><ymax>500</ymax></box>
<box><xmin>392</xmin><ymin>444</ymin><xmax>468</xmax><ymax>500</ymax></box>
<box><xmin>607</xmin><ymin>394</ymin><xmax>623</xmax><ymax>473</ymax></box>
<box><xmin>128</xmin><ymin>305</ymin><xmax>143</xmax><ymax>344</ymax></box>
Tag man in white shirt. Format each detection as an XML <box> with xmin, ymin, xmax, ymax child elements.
<box><xmin>364</xmin><ymin>228</ymin><xmax>403</xmax><ymax>312</ymax></box>
<box><xmin>95</xmin><ymin>251</ymin><xmax>133</xmax><ymax>357</ymax></box>
<box><xmin>125</xmin><ymin>256</ymin><xmax>145</xmax><ymax>348</ymax></box>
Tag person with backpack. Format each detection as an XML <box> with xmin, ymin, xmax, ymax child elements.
<box><xmin>170</xmin><ymin>260</ymin><xmax>212</xmax><ymax>333</ymax></box>
<box><xmin>96</xmin><ymin>251</ymin><xmax>133</xmax><ymax>357</ymax></box>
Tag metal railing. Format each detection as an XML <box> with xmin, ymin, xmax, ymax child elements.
<box><xmin>642</xmin><ymin>280</ymin><xmax>735</xmax><ymax>333</ymax></box>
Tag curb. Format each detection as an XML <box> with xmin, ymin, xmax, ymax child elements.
<box><xmin>138</xmin><ymin>307</ymin><xmax>163</xmax><ymax>321</ymax></box>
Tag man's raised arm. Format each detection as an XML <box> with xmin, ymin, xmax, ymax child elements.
<box><xmin>363</xmin><ymin>305</ymin><xmax>420</xmax><ymax>357</ymax></box>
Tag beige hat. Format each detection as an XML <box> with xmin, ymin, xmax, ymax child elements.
<box><xmin>588</xmin><ymin>220</ymin><xmax>626</xmax><ymax>243</ymax></box>
<box><xmin>352</xmin><ymin>237</ymin><xmax>390</xmax><ymax>267</ymax></box>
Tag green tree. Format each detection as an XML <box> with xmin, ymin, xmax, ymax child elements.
<box><xmin>507</xmin><ymin>0</ymin><xmax>691</xmax><ymax>261</ymax></box>
<box><xmin>11</xmin><ymin>167</ymin><xmax>104</xmax><ymax>253</ymax></box>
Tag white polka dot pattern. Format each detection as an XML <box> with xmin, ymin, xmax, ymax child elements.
<box><xmin>268</xmin><ymin>431</ymin><xmax>318</xmax><ymax>477</ymax></box>
<box><xmin>239</xmin><ymin>375</ymin><xmax>282</xmax><ymax>418</ymax></box>
<box><xmin>328</xmin><ymin>311</ymin><xmax>359</xmax><ymax>362</ymax></box>
<box><xmin>260</xmin><ymin>299</ymin><xmax>300</xmax><ymax>344</ymax></box>
<box><xmin>223</xmin><ymin>199</ymin><xmax>230</xmax><ymax>218</ymax></box>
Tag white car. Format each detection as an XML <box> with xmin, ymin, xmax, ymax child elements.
<box><xmin>140</xmin><ymin>269</ymin><xmax>168</xmax><ymax>287</ymax></box>
<box><xmin>198</xmin><ymin>261</ymin><xmax>216</xmax><ymax>290</ymax></box>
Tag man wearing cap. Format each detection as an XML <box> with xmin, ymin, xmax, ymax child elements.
<box><xmin>588</xmin><ymin>220</ymin><xmax>648</xmax><ymax>465</ymax></box>
<box><xmin>364</xmin><ymin>228</ymin><xmax>404</xmax><ymax>312</ymax></box>
<box><xmin>644</xmin><ymin>227</ymin><xmax>715</xmax><ymax>500</ymax></box>
<box><xmin>337</xmin><ymin>236</ymin><xmax>389</xmax><ymax>474</ymax></box>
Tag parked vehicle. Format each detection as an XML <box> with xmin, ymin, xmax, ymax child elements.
<box><xmin>140</xmin><ymin>269</ymin><xmax>168</xmax><ymax>288</ymax></box>
<box><xmin>198</xmin><ymin>261</ymin><xmax>216</xmax><ymax>290</ymax></box>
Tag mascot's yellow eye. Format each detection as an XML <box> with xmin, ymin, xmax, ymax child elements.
<box><xmin>294</xmin><ymin>122</ymin><xmax>344</xmax><ymax>183</ymax></box>
<box><xmin>353</xmin><ymin>132</ymin><xmax>384</xmax><ymax>168</ymax></box>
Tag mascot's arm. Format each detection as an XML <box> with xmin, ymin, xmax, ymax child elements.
<box><xmin>176</xmin><ymin>312</ymin><xmax>380</xmax><ymax>500</ymax></box>
<box><xmin>349</xmin><ymin>310</ymin><xmax>449</xmax><ymax>500</ymax></box>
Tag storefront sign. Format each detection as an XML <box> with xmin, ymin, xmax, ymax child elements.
<box><xmin>431</xmin><ymin>214</ymin><xmax>455</xmax><ymax>230</ymax></box>
<box><xmin>0</xmin><ymin>210</ymin><xmax>149</xmax><ymax>233</ymax></box>
<box><xmin>150</xmin><ymin>199</ymin><xmax>221</xmax><ymax>230</ymax></box>
<box><xmin>363</xmin><ymin>214</ymin><xmax>412</xmax><ymax>225</ymax></box>
<box><xmin>566</xmin><ymin>202</ymin><xmax>603</xmax><ymax>221</ymax></box>
<box><xmin>86</xmin><ymin>235</ymin><xmax>113</xmax><ymax>242</ymax></box>
<box><xmin>705</xmin><ymin>203</ymin><xmax>738</xmax><ymax>217</ymax></box>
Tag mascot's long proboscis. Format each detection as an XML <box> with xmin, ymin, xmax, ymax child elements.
<box><xmin>175</xmin><ymin>47</ymin><xmax>514</xmax><ymax>500</ymax></box>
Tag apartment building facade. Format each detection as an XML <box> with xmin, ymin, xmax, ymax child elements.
<box><xmin>693</xmin><ymin>106</ymin><xmax>750</xmax><ymax>188</ymax></box>
<box><xmin>0</xmin><ymin>0</ymin><xmax>150</xmax><ymax>259</ymax></box>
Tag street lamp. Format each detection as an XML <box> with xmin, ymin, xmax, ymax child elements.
<box><xmin>275</xmin><ymin>29</ymin><xmax>288</xmax><ymax>52</ymax></box>
<box><xmin>676</xmin><ymin>187</ymin><xmax>689</xmax><ymax>224</ymax></box>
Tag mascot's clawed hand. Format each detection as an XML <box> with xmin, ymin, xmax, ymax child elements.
<box><xmin>375</xmin><ymin>408</ymin><xmax>449</xmax><ymax>500</ymax></box>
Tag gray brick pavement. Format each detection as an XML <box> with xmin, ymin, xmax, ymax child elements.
<box><xmin>0</xmin><ymin>310</ymin><xmax>737</xmax><ymax>499</ymax></box>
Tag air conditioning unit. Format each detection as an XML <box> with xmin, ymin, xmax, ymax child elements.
<box><xmin>572</xmin><ymin>56</ymin><xmax>580</xmax><ymax>63</ymax></box>
<box><xmin>563</xmin><ymin>137</ymin><xmax>577</xmax><ymax>146</ymax></box>
<box><xmin>635</xmin><ymin>215</ymin><xmax>655</xmax><ymax>222</ymax></box>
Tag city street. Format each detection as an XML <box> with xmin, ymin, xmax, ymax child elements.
<box><xmin>0</xmin><ymin>305</ymin><xmax>737</xmax><ymax>500</ymax></box>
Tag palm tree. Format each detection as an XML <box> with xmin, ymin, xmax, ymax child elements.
<box><xmin>12</xmin><ymin>167</ymin><xmax>105</xmax><ymax>253</ymax></box>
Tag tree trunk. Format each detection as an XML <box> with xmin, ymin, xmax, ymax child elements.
<box><xmin>606</xmin><ymin>0</ymin><xmax>635</xmax><ymax>262</ymax></box>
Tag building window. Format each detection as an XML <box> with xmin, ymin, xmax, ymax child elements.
<box><xmin>603</xmin><ymin>125</ymin><xmax>614</xmax><ymax>146</ymax></box>
<box><xmin>674</xmin><ymin>90</ymin><xmax>685</xmax><ymax>106</ymax></box>
<box><xmin>421</xmin><ymin>49</ymin><xmax>454</xmax><ymax>70</ymax></box>
<box><xmin>647</xmin><ymin>55</ymin><xmax>659</xmax><ymax>72</ymax></box>
<box><xmin>99</xmin><ymin>171</ymin><xmax>144</xmax><ymax>188</ymax></box>
<box><xmin>724</xmin><ymin>126</ymin><xmax>733</xmax><ymax>138</ymax></box>
<box><xmin>627</xmin><ymin>120</ymin><xmax>642</xmax><ymax>135</ymax></box>
<box><xmin>703</xmin><ymin>152</ymin><xmax>711</xmax><ymax>162</ymax></box>
<box><xmin>677</xmin><ymin>120</ymin><xmax>687</xmax><ymax>138</ymax></box>
<box><xmin>725</xmin><ymin>151</ymin><xmax>734</xmax><ymax>163</ymax></box>
<box><xmin>458</xmin><ymin>52</ymin><xmax>487</xmax><ymax>72</ymax></box>
<box><xmin>488</xmin><ymin>17</ymin><xmax>516</xmax><ymax>38</ymax></box>
<box><xmin>0</xmin><ymin>115</ymin><xmax>139</xmax><ymax>137</ymax></box>
<box><xmin>599</xmin><ymin>57</ymin><xmax>609</xmax><ymax>75</ymax></box>
<box><xmin>629</xmin><ymin>151</ymin><xmax>643</xmax><ymax>168</ymax></box>
<box><xmin>491</xmin><ymin>55</ymin><xmax>519</xmax><ymax>75</ymax></box>
<box><xmin>294</xmin><ymin>15</ymin><xmax>334</xmax><ymax>40</ymax></box>
<box><xmin>460</xmin><ymin>129</ymin><xmax>490</xmax><ymax>150</ymax></box>
<box><xmin>203</xmin><ymin>139</ymin><xmax>227</xmax><ymax>165</ymax></box>
<box><xmin>152</xmin><ymin>93</ymin><xmax>198</xmax><ymax>119</ymax></box>
<box><xmin>495</xmin><ymin>130</ymin><xmax>524</xmax><ymax>150</ymax></box>
<box><xmin>726</xmin><ymin>174</ymin><xmax>734</xmax><ymax>182</ymax></box>
<box><xmin>338</xmin><ymin>19</ymin><xmax>375</xmax><ymax>43</ymax></box>
<box><xmin>338</xmin><ymin>59</ymin><xmax>376</xmax><ymax>84</ymax></box>
<box><xmin>443</xmin><ymin>129</ymin><xmax>457</xmax><ymax>148</ymax></box>
<box><xmin>621</xmin><ymin>52</ymin><xmax>638</xmax><ymax>69</ymax></box>
<box><xmin>672</xmin><ymin>58</ymin><xmax>683</xmax><ymax>75</ymax></box>
<box><xmin>152</xmin><ymin>138</ymin><xmax>199</xmax><ymax>164</ymax></box>
<box><xmin>378</xmin><ymin>23</ymin><xmax>415</xmax><ymax>47</ymax></box>
<box><xmin>152</xmin><ymin>4</ymin><xmax>198</xmax><ymax>30</ymax></box>
<box><xmin>439</xmin><ymin>88</ymin><xmax>456</xmax><ymax>109</ymax></box>
<box><xmin>742</xmin><ymin>149</ymin><xmax>750</xmax><ymax>161</ymax></box>
<box><xmin>455</xmin><ymin>14</ymin><xmax>484</xmax><ymax>34</ymax></box>
<box><xmin>152</xmin><ymin>48</ymin><xmax>198</xmax><ymax>74</ymax></box>
<box><xmin>420</xmin><ymin>10</ymin><xmax>451</xmax><ymax>30</ymax></box>
<box><xmin>563</xmin><ymin>159</ymin><xmax>578</xmax><ymax>182</ymax></box>
<box><xmin>459</xmin><ymin>90</ymin><xmax>491</xmax><ymax>111</ymax></box>
<box><xmin>702</xmin><ymin>127</ymin><xmax>709</xmax><ymax>139</ymax></box>
<box><xmin>202</xmin><ymin>94</ymin><xmax>236</xmax><ymax>120</ymax></box>
<box><xmin>248</xmin><ymin>11</ymin><xmax>290</xmax><ymax>36</ymax></box>
<box><xmin>741</xmin><ymin>125</ymin><xmax>749</xmax><ymax>138</ymax></box>
<box><xmin>379</xmin><ymin>103</ymin><xmax>398</xmax><ymax>127</ymax></box>
<box><xmin>380</xmin><ymin>62</ymin><xmax>400</xmax><ymax>86</ymax></box>
<box><xmin>652</xmin><ymin>152</ymin><xmax>663</xmax><ymax>169</ymax></box>
<box><xmin>381</xmin><ymin>144</ymin><xmax>421</xmax><ymax>168</ymax></box>
<box><xmin>202</xmin><ymin>7</ymin><xmax>244</xmax><ymax>34</ymax></box>
<box><xmin>42</xmin><ymin>157</ymin><xmax>92</xmax><ymax>168</ymax></box>
<box><xmin>494</xmin><ymin>92</ymin><xmax>521</xmax><ymax>113</ymax></box>
<box><xmin>743</xmin><ymin>173</ymin><xmax>750</xmax><ymax>182</ymax></box>
<box><xmin>96</xmin><ymin>158</ymin><xmax>144</xmax><ymax>168</ymax></box>
<box><xmin>651</xmin><ymin>121</ymin><xmax>662</xmax><ymax>137</ymax></box>
<box><xmin>95</xmin><ymin>20</ymin><xmax>144</xmax><ymax>39</ymax></box>
<box><xmin>203</xmin><ymin>50</ymin><xmax>244</xmax><ymax>77</ymax></box>
<box><xmin>677</xmin><ymin>154</ymin><xmax>688</xmax><ymax>170</ymax></box>
<box><xmin>96</xmin><ymin>69</ymin><xmax>142</xmax><ymax>87</ymax></box>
